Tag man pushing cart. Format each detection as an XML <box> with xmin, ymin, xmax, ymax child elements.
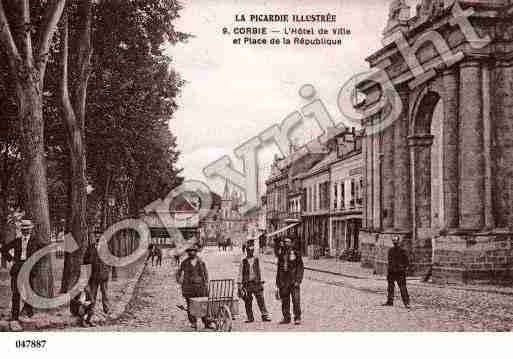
<box><xmin>176</xmin><ymin>243</ymin><xmax>239</xmax><ymax>331</ymax></box>
<box><xmin>175</xmin><ymin>243</ymin><xmax>213</xmax><ymax>330</ymax></box>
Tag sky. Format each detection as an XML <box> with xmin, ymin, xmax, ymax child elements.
<box><xmin>166</xmin><ymin>0</ymin><xmax>420</xmax><ymax>196</ymax></box>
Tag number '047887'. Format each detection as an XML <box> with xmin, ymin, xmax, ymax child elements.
<box><xmin>15</xmin><ymin>339</ymin><xmax>47</xmax><ymax>349</ymax></box>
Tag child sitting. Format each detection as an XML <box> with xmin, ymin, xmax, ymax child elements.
<box><xmin>71</xmin><ymin>287</ymin><xmax>94</xmax><ymax>327</ymax></box>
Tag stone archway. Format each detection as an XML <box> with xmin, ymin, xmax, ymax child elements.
<box><xmin>409</xmin><ymin>88</ymin><xmax>443</xmax><ymax>235</ymax></box>
<box><xmin>408</xmin><ymin>87</ymin><xmax>444</xmax><ymax>272</ymax></box>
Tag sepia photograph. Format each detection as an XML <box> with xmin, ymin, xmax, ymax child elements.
<box><xmin>0</xmin><ymin>0</ymin><xmax>512</xmax><ymax>356</ymax></box>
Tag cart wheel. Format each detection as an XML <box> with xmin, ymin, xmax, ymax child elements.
<box><xmin>215</xmin><ymin>305</ymin><xmax>232</xmax><ymax>332</ymax></box>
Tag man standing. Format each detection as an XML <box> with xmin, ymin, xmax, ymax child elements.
<box><xmin>258</xmin><ymin>230</ymin><xmax>267</xmax><ymax>254</ymax></box>
<box><xmin>176</xmin><ymin>244</ymin><xmax>211</xmax><ymax>330</ymax></box>
<box><xmin>237</xmin><ymin>239</ymin><xmax>271</xmax><ymax>323</ymax></box>
<box><xmin>276</xmin><ymin>237</ymin><xmax>304</xmax><ymax>325</ymax></box>
<box><xmin>383</xmin><ymin>236</ymin><xmax>411</xmax><ymax>309</ymax></box>
<box><xmin>84</xmin><ymin>230</ymin><xmax>111</xmax><ymax>325</ymax></box>
<box><xmin>0</xmin><ymin>219</ymin><xmax>35</xmax><ymax>324</ymax></box>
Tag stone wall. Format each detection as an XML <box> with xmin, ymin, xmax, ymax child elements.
<box><xmin>362</xmin><ymin>230</ymin><xmax>513</xmax><ymax>284</ymax></box>
<box><xmin>359</xmin><ymin>230</ymin><xmax>376</xmax><ymax>268</ymax></box>
<box><xmin>360</xmin><ymin>230</ymin><xmax>432</xmax><ymax>276</ymax></box>
<box><xmin>433</xmin><ymin>232</ymin><xmax>513</xmax><ymax>284</ymax></box>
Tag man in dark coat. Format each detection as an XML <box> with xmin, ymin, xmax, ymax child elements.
<box><xmin>258</xmin><ymin>231</ymin><xmax>267</xmax><ymax>254</ymax></box>
<box><xmin>176</xmin><ymin>244</ymin><xmax>211</xmax><ymax>329</ymax></box>
<box><xmin>84</xmin><ymin>230</ymin><xmax>111</xmax><ymax>324</ymax></box>
<box><xmin>276</xmin><ymin>237</ymin><xmax>304</xmax><ymax>325</ymax></box>
<box><xmin>237</xmin><ymin>240</ymin><xmax>271</xmax><ymax>323</ymax></box>
<box><xmin>383</xmin><ymin>236</ymin><xmax>411</xmax><ymax>309</ymax></box>
<box><xmin>0</xmin><ymin>219</ymin><xmax>35</xmax><ymax>322</ymax></box>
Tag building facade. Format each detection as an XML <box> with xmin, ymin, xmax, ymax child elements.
<box><xmin>141</xmin><ymin>194</ymin><xmax>200</xmax><ymax>246</ymax></box>
<box><xmin>329</xmin><ymin>134</ymin><xmax>363</xmax><ymax>259</ymax></box>
<box><xmin>301</xmin><ymin>153</ymin><xmax>332</xmax><ymax>256</ymax></box>
<box><xmin>265</xmin><ymin>159</ymin><xmax>289</xmax><ymax>235</ymax></box>
<box><xmin>358</xmin><ymin>0</ymin><xmax>513</xmax><ymax>284</ymax></box>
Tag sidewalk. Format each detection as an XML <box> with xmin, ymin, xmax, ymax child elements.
<box><xmin>0</xmin><ymin>255</ymin><xmax>147</xmax><ymax>331</ymax></box>
<box><xmin>261</xmin><ymin>253</ymin><xmax>513</xmax><ymax>297</ymax></box>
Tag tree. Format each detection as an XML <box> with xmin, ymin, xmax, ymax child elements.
<box><xmin>0</xmin><ymin>0</ymin><xmax>188</xmax><ymax>305</ymax></box>
<box><xmin>57</xmin><ymin>0</ymin><xmax>92</xmax><ymax>293</ymax></box>
<box><xmin>0</xmin><ymin>0</ymin><xmax>66</xmax><ymax>299</ymax></box>
<box><xmin>86</xmin><ymin>0</ymin><xmax>187</xmax><ymax>216</ymax></box>
<box><xmin>0</xmin><ymin>49</ymin><xmax>22</xmax><ymax>268</ymax></box>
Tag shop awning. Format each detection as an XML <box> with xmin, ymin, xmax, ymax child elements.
<box><xmin>267</xmin><ymin>223</ymin><xmax>299</xmax><ymax>238</ymax></box>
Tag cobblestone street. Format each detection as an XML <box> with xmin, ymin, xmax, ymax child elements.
<box><xmin>88</xmin><ymin>247</ymin><xmax>513</xmax><ymax>332</ymax></box>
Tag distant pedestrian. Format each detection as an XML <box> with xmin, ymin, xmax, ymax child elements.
<box><xmin>147</xmin><ymin>243</ymin><xmax>155</xmax><ymax>262</ymax></box>
<box><xmin>382</xmin><ymin>236</ymin><xmax>411</xmax><ymax>309</ymax></box>
<box><xmin>259</xmin><ymin>231</ymin><xmax>267</xmax><ymax>254</ymax></box>
<box><xmin>218</xmin><ymin>235</ymin><xmax>223</xmax><ymax>251</ymax></box>
<box><xmin>237</xmin><ymin>240</ymin><xmax>271</xmax><ymax>323</ymax></box>
<box><xmin>241</xmin><ymin>238</ymin><xmax>247</xmax><ymax>254</ymax></box>
<box><xmin>176</xmin><ymin>244</ymin><xmax>212</xmax><ymax>330</ymax></box>
<box><xmin>276</xmin><ymin>237</ymin><xmax>304</xmax><ymax>325</ymax></box>
<box><xmin>151</xmin><ymin>245</ymin><xmax>162</xmax><ymax>266</ymax></box>
<box><xmin>84</xmin><ymin>230</ymin><xmax>111</xmax><ymax>325</ymax></box>
<box><xmin>173</xmin><ymin>247</ymin><xmax>181</xmax><ymax>266</ymax></box>
<box><xmin>0</xmin><ymin>219</ymin><xmax>35</xmax><ymax>323</ymax></box>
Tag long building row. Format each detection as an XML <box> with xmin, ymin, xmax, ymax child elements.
<box><xmin>264</xmin><ymin>127</ymin><xmax>364</xmax><ymax>261</ymax></box>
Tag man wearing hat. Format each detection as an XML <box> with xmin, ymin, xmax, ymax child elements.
<box><xmin>1</xmin><ymin>219</ymin><xmax>35</xmax><ymax>322</ymax></box>
<box><xmin>176</xmin><ymin>243</ymin><xmax>211</xmax><ymax>329</ymax></box>
<box><xmin>237</xmin><ymin>239</ymin><xmax>271</xmax><ymax>323</ymax></box>
<box><xmin>383</xmin><ymin>236</ymin><xmax>411</xmax><ymax>309</ymax></box>
<box><xmin>83</xmin><ymin>229</ymin><xmax>111</xmax><ymax>324</ymax></box>
<box><xmin>276</xmin><ymin>237</ymin><xmax>304</xmax><ymax>325</ymax></box>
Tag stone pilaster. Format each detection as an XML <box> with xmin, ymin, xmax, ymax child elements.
<box><xmin>362</xmin><ymin>132</ymin><xmax>368</xmax><ymax>228</ymax></box>
<box><xmin>492</xmin><ymin>60</ymin><xmax>513</xmax><ymax>229</ymax></box>
<box><xmin>382</xmin><ymin>124</ymin><xmax>395</xmax><ymax>229</ymax></box>
<box><xmin>393</xmin><ymin>91</ymin><xmax>411</xmax><ymax>231</ymax></box>
<box><xmin>366</xmin><ymin>133</ymin><xmax>374</xmax><ymax>229</ymax></box>
<box><xmin>459</xmin><ymin>60</ymin><xmax>485</xmax><ymax>230</ymax></box>
<box><xmin>441</xmin><ymin>68</ymin><xmax>459</xmax><ymax>229</ymax></box>
<box><xmin>481</xmin><ymin>62</ymin><xmax>495</xmax><ymax>229</ymax></box>
<box><xmin>372</xmin><ymin>130</ymin><xmax>382</xmax><ymax>230</ymax></box>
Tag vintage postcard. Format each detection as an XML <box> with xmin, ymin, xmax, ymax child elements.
<box><xmin>0</xmin><ymin>0</ymin><xmax>513</xmax><ymax>352</ymax></box>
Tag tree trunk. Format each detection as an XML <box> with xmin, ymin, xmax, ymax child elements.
<box><xmin>0</xmin><ymin>149</ymin><xmax>10</xmax><ymax>269</ymax></box>
<box><xmin>0</xmin><ymin>199</ymin><xmax>8</xmax><ymax>269</ymax></box>
<box><xmin>16</xmin><ymin>77</ymin><xmax>54</xmax><ymax>300</ymax></box>
<box><xmin>59</xmin><ymin>10</ymin><xmax>89</xmax><ymax>293</ymax></box>
<box><xmin>60</xmin><ymin>128</ymin><xmax>87</xmax><ymax>292</ymax></box>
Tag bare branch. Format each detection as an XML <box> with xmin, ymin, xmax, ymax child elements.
<box><xmin>73</xmin><ymin>0</ymin><xmax>93</xmax><ymax>131</ymax></box>
<box><xmin>0</xmin><ymin>0</ymin><xmax>22</xmax><ymax>70</ymax></box>
<box><xmin>36</xmin><ymin>0</ymin><xmax>66</xmax><ymax>81</ymax></box>
<box><xmin>59</xmin><ymin>9</ymin><xmax>74</xmax><ymax>127</ymax></box>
